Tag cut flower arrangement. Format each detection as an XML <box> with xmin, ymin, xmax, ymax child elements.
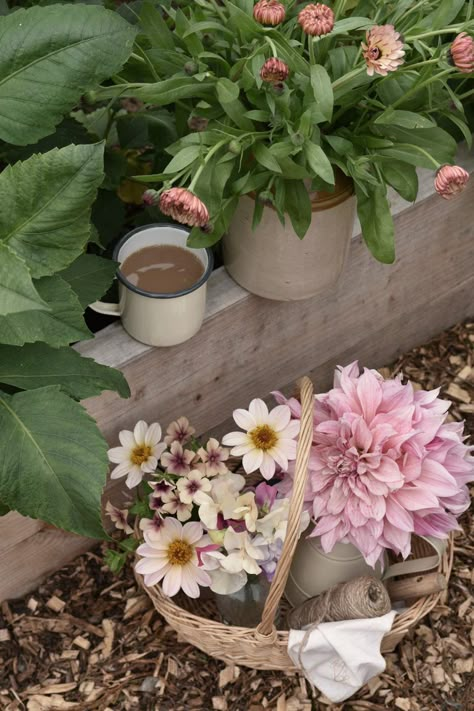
<box><xmin>106</xmin><ymin>365</ymin><xmax>473</xmax><ymax>606</ymax></box>
<box><xmin>98</xmin><ymin>0</ymin><xmax>474</xmax><ymax>263</ymax></box>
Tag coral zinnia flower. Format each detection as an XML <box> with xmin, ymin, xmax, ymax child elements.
<box><xmin>222</xmin><ymin>399</ymin><xmax>300</xmax><ymax>480</ymax></box>
<box><xmin>450</xmin><ymin>32</ymin><xmax>474</xmax><ymax>73</ymax></box>
<box><xmin>159</xmin><ymin>188</ymin><xmax>210</xmax><ymax>228</ymax></box>
<box><xmin>253</xmin><ymin>0</ymin><xmax>286</xmax><ymax>26</ymax></box>
<box><xmin>260</xmin><ymin>58</ymin><xmax>289</xmax><ymax>82</ymax></box>
<box><xmin>434</xmin><ymin>165</ymin><xmax>470</xmax><ymax>199</ymax></box>
<box><xmin>362</xmin><ymin>25</ymin><xmax>405</xmax><ymax>76</ymax></box>
<box><xmin>108</xmin><ymin>421</ymin><xmax>166</xmax><ymax>489</ymax></box>
<box><xmin>135</xmin><ymin>518</ymin><xmax>211</xmax><ymax>597</ymax></box>
<box><xmin>298</xmin><ymin>3</ymin><xmax>334</xmax><ymax>37</ymax></box>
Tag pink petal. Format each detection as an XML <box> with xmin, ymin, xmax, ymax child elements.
<box><xmin>385</xmin><ymin>496</ymin><xmax>414</xmax><ymax>532</ymax></box>
<box><xmin>145</xmin><ymin>422</ymin><xmax>162</xmax><ymax>446</ymax></box>
<box><xmin>267</xmin><ymin>405</ymin><xmax>291</xmax><ymax>432</ymax></box>
<box><xmin>260</xmin><ymin>452</ymin><xmax>276</xmax><ymax>480</ymax></box>
<box><xmin>356</xmin><ymin>369</ymin><xmax>383</xmax><ymax>423</ymax></box>
<box><xmin>392</xmin><ymin>486</ymin><xmax>439</xmax><ymax>511</ymax></box>
<box><xmin>243</xmin><ymin>448</ymin><xmax>264</xmax><ymax>473</ymax></box>
<box><xmin>162</xmin><ymin>566</ymin><xmax>183</xmax><ymax>597</ymax></box>
<box><xmin>143</xmin><ymin>564</ymin><xmax>171</xmax><ymax>587</ymax></box>
<box><xmin>222</xmin><ymin>431</ymin><xmax>249</xmax><ymax>446</ymax></box>
<box><xmin>417</xmin><ymin>459</ymin><xmax>460</xmax><ymax>496</ymax></box>
<box><xmin>183</xmin><ymin>521</ymin><xmax>204</xmax><ymax>545</ymax></box>
<box><xmin>248</xmin><ymin>398</ymin><xmax>269</xmax><ymax>421</ymax></box>
<box><xmin>233</xmin><ymin>408</ymin><xmax>257</xmax><ymax>431</ymax></box>
<box><xmin>126</xmin><ymin>467</ymin><xmax>144</xmax><ymax>488</ymax></box>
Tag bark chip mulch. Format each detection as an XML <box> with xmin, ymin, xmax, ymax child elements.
<box><xmin>0</xmin><ymin>322</ymin><xmax>473</xmax><ymax>711</ymax></box>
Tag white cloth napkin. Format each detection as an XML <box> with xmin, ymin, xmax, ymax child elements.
<box><xmin>287</xmin><ymin>611</ymin><xmax>397</xmax><ymax>703</ymax></box>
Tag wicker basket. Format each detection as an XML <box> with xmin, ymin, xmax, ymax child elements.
<box><xmin>136</xmin><ymin>377</ymin><xmax>454</xmax><ymax>671</ymax></box>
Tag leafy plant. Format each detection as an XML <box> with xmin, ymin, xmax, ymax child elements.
<box><xmin>0</xmin><ymin>3</ymin><xmax>138</xmax><ymax>538</ymax></box>
<box><xmin>94</xmin><ymin>0</ymin><xmax>473</xmax><ymax>261</ymax></box>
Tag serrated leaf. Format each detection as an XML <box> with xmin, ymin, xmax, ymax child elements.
<box><xmin>355</xmin><ymin>184</ymin><xmax>395</xmax><ymax>264</ymax></box>
<box><xmin>0</xmin><ymin>144</ymin><xmax>105</xmax><ymax>278</ymax></box>
<box><xmin>59</xmin><ymin>254</ymin><xmax>118</xmax><ymax>310</ymax></box>
<box><xmin>0</xmin><ymin>386</ymin><xmax>108</xmax><ymax>538</ymax></box>
<box><xmin>0</xmin><ymin>243</ymin><xmax>49</xmax><ymax>316</ymax></box>
<box><xmin>0</xmin><ymin>275</ymin><xmax>91</xmax><ymax>347</ymax></box>
<box><xmin>0</xmin><ymin>343</ymin><xmax>130</xmax><ymax>400</ymax></box>
<box><xmin>0</xmin><ymin>4</ymin><xmax>137</xmax><ymax>145</ymax></box>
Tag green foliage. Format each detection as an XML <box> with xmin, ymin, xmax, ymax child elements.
<box><xmin>355</xmin><ymin>184</ymin><xmax>395</xmax><ymax>264</ymax></box>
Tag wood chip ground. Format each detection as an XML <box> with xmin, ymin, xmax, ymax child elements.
<box><xmin>1</xmin><ymin>322</ymin><xmax>473</xmax><ymax>711</ymax></box>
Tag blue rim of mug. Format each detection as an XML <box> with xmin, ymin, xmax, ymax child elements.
<box><xmin>113</xmin><ymin>223</ymin><xmax>214</xmax><ymax>300</ymax></box>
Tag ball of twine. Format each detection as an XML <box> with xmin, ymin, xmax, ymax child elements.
<box><xmin>288</xmin><ymin>576</ymin><xmax>391</xmax><ymax>630</ymax></box>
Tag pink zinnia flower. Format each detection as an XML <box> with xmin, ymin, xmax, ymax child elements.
<box><xmin>260</xmin><ymin>58</ymin><xmax>289</xmax><ymax>83</ymax></box>
<box><xmin>161</xmin><ymin>441</ymin><xmax>196</xmax><ymax>475</ymax></box>
<box><xmin>159</xmin><ymin>188</ymin><xmax>210</xmax><ymax>228</ymax></box>
<box><xmin>278</xmin><ymin>363</ymin><xmax>474</xmax><ymax>566</ymax></box>
<box><xmin>362</xmin><ymin>25</ymin><xmax>405</xmax><ymax>76</ymax></box>
<box><xmin>298</xmin><ymin>4</ymin><xmax>335</xmax><ymax>37</ymax></box>
<box><xmin>450</xmin><ymin>33</ymin><xmax>474</xmax><ymax>73</ymax></box>
<box><xmin>434</xmin><ymin>165</ymin><xmax>470</xmax><ymax>199</ymax></box>
<box><xmin>164</xmin><ymin>416</ymin><xmax>195</xmax><ymax>446</ymax></box>
<box><xmin>253</xmin><ymin>0</ymin><xmax>286</xmax><ymax>26</ymax></box>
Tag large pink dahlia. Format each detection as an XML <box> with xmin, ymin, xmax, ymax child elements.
<box><xmin>276</xmin><ymin>363</ymin><xmax>473</xmax><ymax>566</ymax></box>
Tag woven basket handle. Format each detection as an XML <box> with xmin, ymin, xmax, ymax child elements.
<box><xmin>256</xmin><ymin>376</ymin><xmax>314</xmax><ymax>637</ymax></box>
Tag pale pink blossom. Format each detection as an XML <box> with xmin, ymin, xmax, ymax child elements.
<box><xmin>176</xmin><ymin>469</ymin><xmax>212</xmax><ymax>505</ymax></box>
<box><xmin>139</xmin><ymin>513</ymin><xmax>165</xmax><ymax>540</ymax></box>
<box><xmin>161</xmin><ymin>441</ymin><xmax>196</xmax><ymax>475</ymax></box>
<box><xmin>279</xmin><ymin>363</ymin><xmax>474</xmax><ymax>566</ymax></box>
<box><xmin>161</xmin><ymin>490</ymin><xmax>193</xmax><ymax>522</ymax></box>
<box><xmin>135</xmin><ymin>518</ymin><xmax>211</xmax><ymax>597</ymax></box>
<box><xmin>362</xmin><ymin>25</ymin><xmax>405</xmax><ymax>77</ymax></box>
<box><xmin>434</xmin><ymin>165</ymin><xmax>470</xmax><ymax>199</ymax></box>
<box><xmin>197</xmin><ymin>438</ymin><xmax>229</xmax><ymax>477</ymax></box>
<box><xmin>105</xmin><ymin>501</ymin><xmax>133</xmax><ymax>535</ymax></box>
<box><xmin>108</xmin><ymin>421</ymin><xmax>166</xmax><ymax>489</ymax></box>
<box><xmin>223</xmin><ymin>399</ymin><xmax>300</xmax><ymax>480</ymax></box>
<box><xmin>164</xmin><ymin>417</ymin><xmax>195</xmax><ymax>446</ymax></box>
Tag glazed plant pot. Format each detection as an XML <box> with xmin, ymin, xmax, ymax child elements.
<box><xmin>223</xmin><ymin>174</ymin><xmax>356</xmax><ymax>301</ymax></box>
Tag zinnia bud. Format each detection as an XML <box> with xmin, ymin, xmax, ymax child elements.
<box><xmin>434</xmin><ymin>165</ymin><xmax>470</xmax><ymax>200</ymax></box>
<box><xmin>184</xmin><ymin>61</ymin><xmax>199</xmax><ymax>76</ymax></box>
<box><xmin>187</xmin><ymin>115</ymin><xmax>209</xmax><ymax>132</ymax></box>
<box><xmin>361</xmin><ymin>25</ymin><xmax>405</xmax><ymax>76</ymax></box>
<box><xmin>228</xmin><ymin>140</ymin><xmax>241</xmax><ymax>155</ymax></box>
<box><xmin>260</xmin><ymin>58</ymin><xmax>289</xmax><ymax>83</ymax></box>
<box><xmin>143</xmin><ymin>189</ymin><xmax>160</xmax><ymax>206</ymax></box>
<box><xmin>258</xmin><ymin>190</ymin><xmax>274</xmax><ymax>206</ymax></box>
<box><xmin>298</xmin><ymin>3</ymin><xmax>334</xmax><ymax>37</ymax></box>
<box><xmin>272</xmin><ymin>81</ymin><xmax>285</xmax><ymax>95</ymax></box>
<box><xmin>253</xmin><ymin>0</ymin><xmax>286</xmax><ymax>26</ymax></box>
<box><xmin>159</xmin><ymin>187</ymin><xmax>210</xmax><ymax>228</ymax></box>
<box><xmin>450</xmin><ymin>32</ymin><xmax>474</xmax><ymax>73</ymax></box>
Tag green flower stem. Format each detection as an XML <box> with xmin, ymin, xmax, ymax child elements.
<box><xmin>189</xmin><ymin>140</ymin><xmax>228</xmax><ymax>191</ymax></box>
<box><xmin>332</xmin><ymin>65</ymin><xmax>365</xmax><ymax>90</ymax></box>
<box><xmin>131</xmin><ymin>52</ymin><xmax>146</xmax><ymax>65</ymax></box>
<box><xmin>264</xmin><ymin>36</ymin><xmax>278</xmax><ymax>58</ymax></box>
<box><xmin>309</xmin><ymin>37</ymin><xmax>316</xmax><ymax>65</ymax></box>
<box><xmin>396</xmin><ymin>143</ymin><xmax>440</xmax><ymax>169</ymax></box>
<box><xmin>402</xmin><ymin>57</ymin><xmax>443</xmax><ymax>71</ymax></box>
<box><xmin>406</xmin><ymin>24</ymin><xmax>473</xmax><ymax>41</ymax></box>
<box><xmin>209</xmin><ymin>0</ymin><xmax>227</xmax><ymax>23</ymax></box>
<box><xmin>391</xmin><ymin>68</ymin><xmax>453</xmax><ymax>108</ymax></box>
<box><xmin>333</xmin><ymin>0</ymin><xmax>347</xmax><ymax>19</ymax></box>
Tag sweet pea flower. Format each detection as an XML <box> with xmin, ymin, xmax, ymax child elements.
<box><xmin>220</xmin><ymin>528</ymin><xmax>265</xmax><ymax>575</ymax></box>
<box><xmin>231</xmin><ymin>492</ymin><xmax>259</xmax><ymax>532</ymax></box>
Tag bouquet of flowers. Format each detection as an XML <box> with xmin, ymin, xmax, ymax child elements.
<box><xmin>106</xmin><ymin>404</ymin><xmax>308</xmax><ymax>599</ymax></box>
<box><xmin>98</xmin><ymin>0</ymin><xmax>474</xmax><ymax>262</ymax></box>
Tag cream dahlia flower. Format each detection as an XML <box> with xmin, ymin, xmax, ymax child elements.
<box><xmin>135</xmin><ymin>518</ymin><xmax>211</xmax><ymax>597</ymax></box>
<box><xmin>362</xmin><ymin>25</ymin><xmax>405</xmax><ymax>77</ymax></box>
<box><xmin>108</xmin><ymin>421</ymin><xmax>166</xmax><ymax>489</ymax></box>
<box><xmin>222</xmin><ymin>399</ymin><xmax>299</xmax><ymax>480</ymax></box>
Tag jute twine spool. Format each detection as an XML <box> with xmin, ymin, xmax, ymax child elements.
<box><xmin>287</xmin><ymin>575</ymin><xmax>391</xmax><ymax>630</ymax></box>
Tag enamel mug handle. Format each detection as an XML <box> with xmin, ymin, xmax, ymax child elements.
<box><xmin>382</xmin><ymin>536</ymin><xmax>447</xmax><ymax>580</ymax></box>
<box><xmin>88</xmin><ymin>300</ymin><xmax>121</xmax><ymax>316</ymax></box>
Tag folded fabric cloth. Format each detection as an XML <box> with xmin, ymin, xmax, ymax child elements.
<box><xmin>287</xmin><ymin>611</ymin><xmax>397</xmax><ymax>703</ymax></box>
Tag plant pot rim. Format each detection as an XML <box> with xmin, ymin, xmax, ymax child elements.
<box><xmin>249</xmin><ymin>170</ymin><xmax>354</xmax><ymax>213</ymax></box>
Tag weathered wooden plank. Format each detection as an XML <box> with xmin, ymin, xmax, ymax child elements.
<box><xmin>0</xmin><ymin>512</ymin><xmax>44</xmax><ymax>555</ymax></box>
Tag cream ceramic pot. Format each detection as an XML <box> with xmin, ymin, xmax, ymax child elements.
<box><xmin>223</xmin><ymin>174</ymin><xmax>356</xmax><ymax>301</ymax></box>
<box><xmin>89</xmin><ymin>224</ymin><xmax>213</xmax><ymax>347</ymax></box>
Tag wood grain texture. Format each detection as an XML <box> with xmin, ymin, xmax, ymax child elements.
<box><xmin>1</xmin><ymin>149</ymin><xmax>473</xmax><ymax>602</ymax></box>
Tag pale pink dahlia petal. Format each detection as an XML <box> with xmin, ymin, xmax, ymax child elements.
<box><xmin>434</xmin><ymin>165</ymin><xmax>470</xmax><ymax>199</ymax></box>
<box><xmin>362</xmin><ymin>25</ymin><xmax>405</xmax><ymax>76</ymax></box>
<box><xmin>298</xmin><ymin>3</ymin><xmax>335</xmax><ymax>36</ymax></box>
<box><xmin>450</xmin><ymin>32</ymin><xmax>474</xmax><ymax>73</ymax></box>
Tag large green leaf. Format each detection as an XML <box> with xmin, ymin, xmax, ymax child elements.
<box><xmin>0</xmin><ymin>243</ymin><xmax>49</xmax><ymax>316</ymax></box>
<box><xmin>0</xmin><ymin>344</ymin><xmax>129</xmax><ymax>401</ymax></box>
<box><xmin>0</xmin><ymin>386</ymin><xmax>108</xmax><ymax>538</ymax></box>
<box><xmin>0</xmin><ymin>4</ymin><xmax>137</xmax><ymax>145</ymax></box>
<box><xmin>59</xmin><ymin>254</ymin><xmax>118</xmax><ymax>310</ymax></box>
<box><xmin>0</xmin><ymin>275</ymin><xmax>91</xmax><ymax>347</ymax></box>
<box><xmin>284</xmin><ymin>180</ymin><xmax>312</xmax><ymax>239</ymax></box>
<box><xmin>380</xmin><ymin>161</ymin><xmax>418</xmax><ymax>203</ymax></box>
<box><xmin>355</xmin><ymin>184</ymin><xmax>395</xmax><ymax>264</ymax></box>
<box><xmin>0</xmin><ymin>144</ymin><xmax>105</xmax><ymax>278</ymax></box>
<box><xmin>310</xmin><ymin>65</ymin><xmax>333</xmax><ymax>122</ymax></box>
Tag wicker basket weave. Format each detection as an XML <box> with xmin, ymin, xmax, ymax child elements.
<box><xmin>136</xmin><ymin>377</ymin><xmax>454</xmax><ymax>671</ymax></box>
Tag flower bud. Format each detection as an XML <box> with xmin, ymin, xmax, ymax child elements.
<box><xmin>272</xmin><ymin>81</ymin><xmax>285</xmax><ymax>95</ymax></box>
<box><xmin>142</xmin><ymin>189</ymin><xmax>160</xmax><ymax>206</ymax></box>
<box><xmin>260</xmin><ymin>58</ymin><xmax>289</xmax><ymax>83</ymax></box>
<box><xmin>253</xmin><ymin>0</ymin><xmax>286</xmax><ymax>26</ymax></box>
<box><xmin>187</xmin><ymin>115</ymin><xmax>209</xmax><ymax>132</ymax></box>
<box><xmin>434</xmin><ymin>165</ymin><xmax>470</xmax><ymax>200</ymax></box>
<box><xmin>258</xmin><ymin>190</ymin><xmax>274</xmax><ymax>206</ymax></box>
<box><xmin>290</xmin><ymin>132</ymin><xmax>305</xmax><ymax>147</ymax></box>
<box><xmin>298</xmin><ymin>3</ymin><xmax>335</xmax><ymax>37</ymax></box>
<box><xmin>83</xmin><ymin>90</ymin><xmax>97</xmax><ymax>104</ymax></box>
<box><xmin>184</xmin><ymin>61</ymin><xmax>199</xmax><ymax>76</ymax></box>
<box><xmin>450</xmin><ymin>32</ymin><xmax>474</xmax><ymax>73</ymax></box>
<box><xmin>228</xmin><ymin>140</ymin><xmax>241</xmax><ymax>155</ymax></box>
<box><xmin>208</xmin><ymin>529</ymin><xmax>226</xmax><ymax>545</ymax></box>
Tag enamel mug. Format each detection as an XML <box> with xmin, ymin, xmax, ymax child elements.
<box><xmin>89</xmin><ymin>224</ymin><xmax>213</xmax><ymax>347</ymax></box>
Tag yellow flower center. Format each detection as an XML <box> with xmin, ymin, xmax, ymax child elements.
<box><xmin>131</xmin><ymin>444</ymin><xmax>152</xmax><ymax>465</ymax></box>
<box><xmin>250</xmin><ymin>424</ymin><xmax>277</xmax><ymax>451</ymax></box>
<box><xmin>167</xmin><ymin>540</ymin><xmax>194</xmax><ymax>566</ymax></box>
